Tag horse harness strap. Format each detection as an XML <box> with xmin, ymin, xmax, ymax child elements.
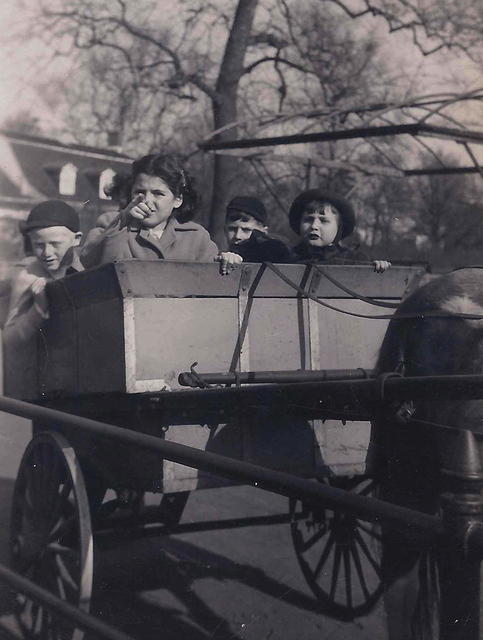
<box><xmin>312</xmin><ymin>265</ymin><xmax>400</xmax><ymax>309</ymax></box>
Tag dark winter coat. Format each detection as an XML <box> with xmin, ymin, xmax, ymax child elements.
<box><xmin>230</xmin><ymin>230</ymin><xmax>290</xmax><ymax>263</ymax></box>
<box><xmin>289</xmin><ymin>242</ymin><xmax>369</xmax><ymax>264</ymax></box>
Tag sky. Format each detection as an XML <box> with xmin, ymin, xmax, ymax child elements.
<box><xmin>0</xmin><ymin>1</ymin><xmax>69</xmax><ymax>132</ymax></box>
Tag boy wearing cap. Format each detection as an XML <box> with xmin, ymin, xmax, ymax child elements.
<box><xmin>288</xmin><ymin>189</ymin><xmax>390</xmax><ymax>272</ymax></box>
<box><xmin>225</xmin><ymin>196</ymin><xmax>290</xmax><ymax>263</ymax></box>
<box><xmin>4</xmin><ymin>200</ymin><xmax>83</xmax><ymax>345</ymax></box>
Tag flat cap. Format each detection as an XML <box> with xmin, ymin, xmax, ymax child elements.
<box><xmin>227</xmin><ymin>196</ymin><xmax>267</xmax><ymax>226</ymax></box>
<box><xmin>21</xmin><ymin>200</ymin><xmax>80</xmax><ymax>234</ymax></box>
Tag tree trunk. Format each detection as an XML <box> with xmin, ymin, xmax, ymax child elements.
<box><xmin>209</xmin><ymin>0</ymin><xmax>259</xmax><ymax>246</ymax></box>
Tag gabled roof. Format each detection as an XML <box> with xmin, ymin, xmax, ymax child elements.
<box><xmin>0</xmin><ymin>130</ymin><xmax>132</xmax><ymax>211</ymax></box>
<box><xmin>0</xmin><ymin>129</ymin><xmax>131</xmax><ymax>159</ymax></box>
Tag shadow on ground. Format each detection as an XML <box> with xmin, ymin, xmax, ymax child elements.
<box><xmin>0</xmin><ymin>480</ymin><xmax>330</xmax><ymax>640</ymax></box>
<box><xmin>92</xmin><ymin>532</ymin><xmax>330</xmax><ymax>640</ymax></box>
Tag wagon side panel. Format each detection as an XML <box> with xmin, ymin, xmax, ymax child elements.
<box><xmin>131</xmin><ymin>295</ymin><xmax>244</xmax><ymax>491</ymax></box>
<box><xmin>77</xmin><ymin>298</ymin><xmax>126</xmax><ymax>394</ymax></box>
<box><xmin>313</xmin><ymin>298</ymin><xmax>392</xmax><ymax>476</ymax></box>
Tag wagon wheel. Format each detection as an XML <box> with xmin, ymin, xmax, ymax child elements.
<box><xmin>289</xmin><ymin>475</ymin><xmax>383</xmax><ymax>620</ymax></box>
<box><xmin>10</xmin><ymin>432</ymin><xmax>93</xmax><ymax>640</ymax></box>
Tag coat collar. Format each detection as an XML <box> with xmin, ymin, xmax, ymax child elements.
<box><xmin>293</xmin><ymin>242</ymin><xmax>343</xmax><ymax>260</ymax></box>
<box><xmin>65</xmin><ymin>250</ymin><xmax>84</xmax><ymax>275</ymax></box>
<box><xmin>136</xmin><ymin>216</ymin><xmax>198</xmax><ymax>255</ymax></box>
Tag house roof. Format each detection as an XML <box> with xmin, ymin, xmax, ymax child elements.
<box><xmin>0</xmin><ymin>130</ymin><xmax>133</xmax><ymax>213</ymax></box>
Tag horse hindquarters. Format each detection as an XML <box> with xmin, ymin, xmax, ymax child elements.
<box><xmin>375</xmin><ymin>308</ymin><xmax>483</xmax><ymax>639</ymax></box>
<box><xmin>373</xmin><ymin>319</ymin><xmax>444</xmax><ymax>640</ymax></box>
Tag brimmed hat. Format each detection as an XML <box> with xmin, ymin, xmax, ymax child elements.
<box><xmin>227</xmin><ymin>196</ymin><xmax>267</xmax><ymax>226</ymax></box>
<box><xmin>289</xmin><ymin>189</ymin><xmax>355</xmax><ymax>238</ymax></box>
<box><xmin>21</xmin><ymin>200</ymin><xmax>80</xmax><ymax>234</ymax></box>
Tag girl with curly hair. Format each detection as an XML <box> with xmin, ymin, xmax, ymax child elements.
<box><xmin>81</xmin><ymin>153</ymin><xmax>241</xmax><ymax>274</ymax></box>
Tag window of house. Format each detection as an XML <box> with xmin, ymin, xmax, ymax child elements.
<box><xmin>59</xmin><ymin>163</ymin><xmax>77</xmax><ymax>196</ymax></box>
<box><xmin>99</xmin><ymin>168</ymin><xmax>116</xmax><ymax>199</ymax></box>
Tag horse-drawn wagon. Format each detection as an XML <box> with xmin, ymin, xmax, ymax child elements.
<box><xmin>4</xmin><ymin>259</ymin><xmax>442</xmax><ymax>638</ymax></box>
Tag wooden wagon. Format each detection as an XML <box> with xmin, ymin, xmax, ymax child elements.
<box><xmin>4</xmin><ymin>260</ymin><xmax>426</xmax><ymax>637</ymax></box>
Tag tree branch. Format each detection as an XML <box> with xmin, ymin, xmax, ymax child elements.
<box><xmin>243</xmin><ymin>55</ymin><xmax>313</xmax><ymax>75</ymax></box>
<box><xmin>42</xmin><ymin>6</ymin><xmax>220</xmax><ymax>101</ymax></box>
<box><xmin>249</xmin><ymin>32</ymin><xmax>288</xmax><ymax>48</ymax></box>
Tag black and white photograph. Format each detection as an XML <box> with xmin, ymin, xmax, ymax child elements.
<box><xmin>0</xmin><ymin>1</ymin><xmax>482</xmax><ymax>638</ymax></box>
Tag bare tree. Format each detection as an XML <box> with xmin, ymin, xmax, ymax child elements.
<box><xmin>355</xmin><ymin>152</ymin><xmax>483</xmax><ymax>265</ymax></box>
<box><xmin>20</xmin><ymin>0</ymin><xmax>483</xmax><ymax>242</ymax></box>
<box><xmin>410</xmin><ymin>155</ymin><xmax>483</xmax><ymax>253</ymax></box>
<box><xmin>211</xmin><ymin>0</ymin><xmax>400</xmax><ymax>235</ymax></box>
<box><xmin>326</xmin><ymin>0</ymin><xmax>483</xmax><ymax>59</ymax></box>
<box><xmin>26</xmin><ymin>0</ymin><xmax>267</xmax><ymax>242</ymax></box>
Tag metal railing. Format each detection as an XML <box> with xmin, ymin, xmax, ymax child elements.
<box><xmin>0</xmin><ymin>562</ymin><xmax>134</xmax><ymax>640</ymax></box>
<box><xmin>0</xmin><ymin>394</ymin><xmax>442</xmax><ymax>537</ymax></box>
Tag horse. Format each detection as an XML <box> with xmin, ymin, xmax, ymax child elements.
<box><xmin>373</xmin><ymin>267</ymin><xmax>483</xmax><ymax>640</ymax></box>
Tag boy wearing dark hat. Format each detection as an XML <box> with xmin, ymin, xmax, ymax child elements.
<box><xmin>225</xmin><ymin>196</ymin><xmax>290</xmax><ymax>263</ymax></box>
<box><xmin>4</xmin><ymin>200</ymin><xmax>83</xmax><ymax>344</ymax></box>
<box><xmin>288</xmin><ymin>189</ymin><xmax>390</xmax><ymax>271</ymax></box>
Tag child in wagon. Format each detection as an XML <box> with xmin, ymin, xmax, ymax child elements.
<box><xmin>224</xmin><ymin>196</ymin><xmax>290</xmax><ymax>262</ymax></box>
<box><xmin>288</xmin><ymin>189</ymin><xmax>391</xmax><ymax>272</ymax></box>
<box><xmin>3</xmin><ymin>201</ymin><xmax>83</xmax><ymax>397</ymax></box>
<box><xmin>4</xmin><ymin>200</ymin><xmax>83</xmax><ymax>344</ymax></box>
<box><xmin>81</xmin><ymin>153</ymin><xmax>242</xmax><ymax>275</ymax></box>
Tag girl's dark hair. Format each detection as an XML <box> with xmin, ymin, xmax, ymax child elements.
<box><xmin>104</xmin><ymin>171</ymin><xmax>132</xmax><ymax>209</ymax></box>
<box><xmin>131</xmin><ymin>153</ymin><xmax>198</xmax><ymax>222</ymax></box>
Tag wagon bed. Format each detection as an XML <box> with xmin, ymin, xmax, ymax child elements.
<box><xmin>5</xmin><ymin>260</ymin><xmax>425</xmax><ymax>487</ymax></box>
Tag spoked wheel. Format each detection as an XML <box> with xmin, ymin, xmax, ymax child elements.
<box><xmin>289</xmin><ymin>475</ymin><xmax>383</xmax><ymax>620</ymax></box>
<box><xmin>10</xmin><ymin>432</ymin><xmax>93</xmax><ymax>640</ymax></box>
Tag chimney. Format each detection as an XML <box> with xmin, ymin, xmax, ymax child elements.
<box><xmin>107</xmin><ymin>130</ymin><xmax>121</xmax><ymax>151</ymax></box>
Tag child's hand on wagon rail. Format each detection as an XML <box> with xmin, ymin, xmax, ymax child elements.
<box><xmin>373</xmin><ymin>260</ymin><xmax>391</xmax><ymax>273</ymax></box>
<box><xmin>214</xmin><ymin>252</ymin><xmax>243</xmax><ymax>275</ymax></box>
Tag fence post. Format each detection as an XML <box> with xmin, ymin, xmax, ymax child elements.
<box><xmin>438</xmin><ymin>428</ymin><xmax>483</xmax><ymax>640</ymax></box>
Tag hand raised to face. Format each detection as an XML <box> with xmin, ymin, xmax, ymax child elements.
<box><xmin>121</xmin><ymin>174</ymin><xmax>183</xmax><ymax>230</ymax></box>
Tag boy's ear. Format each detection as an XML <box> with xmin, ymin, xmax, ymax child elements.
<box><xmin>73</xmin><ymin>232</ymin><xmax>83</xmax><ymax>247</ymax></box>
<box><xmin>173</xmin><ymin>194</ymin><xmax>183</xmax><ymax>209</ymax></box>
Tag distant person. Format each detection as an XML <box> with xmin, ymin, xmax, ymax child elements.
<box><xmin>288</xmin><ymin>189</ymin><xmax>391</xmax><ymax>271</ymax></box>
<box><xmin>224</xmin><ymin>196</ymin><xmax>290</xmax><ymax>263</ymax></box>
<box><xmin>81</xmin><ymin>153</ymin><xmax>242</xmax><ymax>275</ymax></box>
<box><xmin>0</xmin><ymin>218</ymin><xmax>24</xmax><ymax>262</ymax></box>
